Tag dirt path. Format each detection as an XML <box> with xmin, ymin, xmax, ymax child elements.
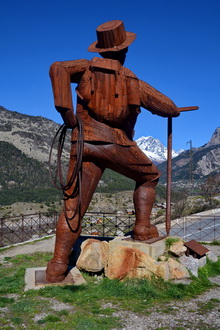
<box><xmin>0</xmin><ymin>236</ymin><xmax>55</xmax><ymax>259</ymax></box>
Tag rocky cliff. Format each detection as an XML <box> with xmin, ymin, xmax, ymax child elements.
<box><xmin>158</xmin><ymin>128</ymin><xmax>220</xmax><ymax>183</ymax></box>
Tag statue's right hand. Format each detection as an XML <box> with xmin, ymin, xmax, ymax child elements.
<box><xmin>171</xmin><ymin>108</ymin><xmax>180</xmax><ymax>117</ymax></box>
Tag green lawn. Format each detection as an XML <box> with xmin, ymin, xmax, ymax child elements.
<box><xmin>0</xmin><ymin>251</ymin><xmax>220</xmax><ymax>329</ymax></box>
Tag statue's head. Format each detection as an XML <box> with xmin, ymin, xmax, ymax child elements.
<box><xmin>88</xmin><ymin>20</ymin><xmax>136</xmax><ymax>53</ymax></box>
<box><xmin>98</xmin><ymin>48</ymin><xmax>128</xmax><ymax>66</ymax></box>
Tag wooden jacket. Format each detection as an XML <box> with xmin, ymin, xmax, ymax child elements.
<box><xmin>49</xmin><ymin>57</ymin><xmax>179</xmax><ymax>146</ymax></box>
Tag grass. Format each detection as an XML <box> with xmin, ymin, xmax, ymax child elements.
<box><xmin>0</xmin><ymin>252</ymin><xmax>220</xmax><ymax>329</ymax></box>
<box><xmin>199</xmin><ymin>241</ymin><xmax>220</xmax><ymax>246</ymax></box>
<box><xmin>197</xmin><ymin>298</ymin><xmax>220</xmax><ymax>314</ymax></box>
<box><xmin>165</xmin><ymin>237</ymin><xmax>181</xmax><ymax>249</ymax></box>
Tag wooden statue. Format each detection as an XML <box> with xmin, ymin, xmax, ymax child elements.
<box><xmin>46</xmin><ymin>20</ymin><xmax>180</xmax><ymax>282</ymax></box>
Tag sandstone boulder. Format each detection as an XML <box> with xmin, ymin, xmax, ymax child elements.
<box><xmin>158</xmin><ymin>256</ymin><xmax>167</xmax><ymax>262</ymax></box>
<box><xmin>156</xmin><ymin>261</ymin><xmax>170</xmax><ymax>281</ymax></box>
<box><xmin>169</xmin><ymin>240</ymin><xmax>187</xmax><ymax>257</ymax></box>
<box><xmin>75</xmin><ymin>237</ymin><xmax>211</xmax><ymax>282</ymax></box>
<box><xmin>167</xmin><ymin>258</ymin><xmax>190</xmax><ymax>280</ymax></box>
<box><xmin>76</xmin><ymin>239</ymin><xmax>109</xmax><ymax>272</ymax></box>
<box><xmin>105</xmin><ymin>245</ymin><xmax>159</xmax><ymax>280</ymax></box>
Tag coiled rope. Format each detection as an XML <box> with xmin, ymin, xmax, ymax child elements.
<box><xmin>49</xmin><ymin>116</ymin><xmax>84</xmax><ymax>232</ymax></box>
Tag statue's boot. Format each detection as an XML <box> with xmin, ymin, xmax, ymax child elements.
<box><xmin>133</xmin><ymin>180</ymin><xmax>159</xmax><ymax>240</ymax></box>
<box><xmin>46</xmin><ymin>159</ymin><xmax>103</xmax><ymax>282</ymax></box>
<box><xmin>46</xmin><ymin>211</ymin><xmax>82</xmax><ymax>282</ymax></box>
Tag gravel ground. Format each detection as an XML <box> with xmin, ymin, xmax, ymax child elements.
<box><xmin>111</xmin><ymin>285</ymin><xmax>220</xmax><ymax>329</ymax></box>
<box><xmin>1</xmin><ymin>236</ymin><xmax>220</xmax><ymax>329</ymax></box>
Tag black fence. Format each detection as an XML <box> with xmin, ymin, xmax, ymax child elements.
<box><xmin>0</xmin><ymin>210</ymin><xmax>220</xmax><ymax>247</ymax></box>
<box><xmin>81</xmin><ymin>212</ymin><xmax>135</xmax><ymax>237</ymax></box>
<box><xmin>157</xmin><ymin>211</ymin><xmax>220</xmax><ymax>242</ymax></box>
<box><xmin>0</xmin><ymin>212</ymin><xmax>59</xmax><ymax>247</ymax></box>
<box><xmin>0</xmin><ymin>212</ymin><xmax>136</xmax><ymax>247</ymax></box>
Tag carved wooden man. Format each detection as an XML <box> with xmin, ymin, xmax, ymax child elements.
<box><xmin>46</xmin><ymin>20</ymin><xmax>180</xmax><ymax>282</ymax></box>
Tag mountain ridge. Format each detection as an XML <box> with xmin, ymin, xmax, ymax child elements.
<box><xmin>1</xmin><ymin>106</ymin><xmax>182</xmax><ymax>165</ymax></box>
<box><xmin>157</xmin><ymin>127</ymin><xmax>220</xmax><ymax>183</ymax></box>
<box><xmin>136</xmin><ymin>135</ymin><xmax>183</xmax><ymax>164</ymax></box>
<box><xmin>1</xmin><ymin>106</ymin><xmax>219</xmax><ymax>194</ymax></box>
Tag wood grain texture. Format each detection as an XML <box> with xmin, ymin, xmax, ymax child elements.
<box><xmin>46</xmin><ymin>20</ymin><xmax>185</xmax><ymax>282</ymax></box>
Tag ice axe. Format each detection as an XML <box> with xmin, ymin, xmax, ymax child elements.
<box><xmin>166</xmin><ymin>106</ymin><xmax>199</xmax><ymax>236</ymax></box>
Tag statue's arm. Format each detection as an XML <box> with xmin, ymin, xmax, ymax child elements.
<box><xmin>139</xmin><ymin>79</ymin><xmax>180</xmax><ymax>117</ymax></box>
<box><xmin>49</xmin><ymin>59</ymin><xmax>90</xmax><ymax>127</ymax></box>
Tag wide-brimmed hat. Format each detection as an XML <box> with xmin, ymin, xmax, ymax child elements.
<box><xmin>88</xmin><ymin>20</ymin><xmax>136</xmax><ymax>53</ymax></box>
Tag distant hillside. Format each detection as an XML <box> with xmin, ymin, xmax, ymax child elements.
<box><xmin>0</xmin><ymin>106</ymin><xmax>219</xmax><ymax>205</ymax></box>
<box><xmin>0</xmin><ymin>139</ymin><xmax>135</xmax><ymax>205</ymax></box>
<box><xmin>158</xmin><ymin>128</ymin><xmax>220</xmax><ymax>184</ymax></box>
<box><xmin>1</xmin><ymin>106</ymin><xmax>182</xmax><ymax>165</ymax></box>
<box><xmin>0</xmin><ymin>141</ymin><xmax>62</xmax><ymax>205</ymax></box>
<box><xmin>0</xmin><ymin>106</ymin><xmax>70</xmax><ymax>163</ymax></box>
<box><xmin>0</xmin><ymin>107</ymin><xmax>136</xmax><ymax>205</ymax></box>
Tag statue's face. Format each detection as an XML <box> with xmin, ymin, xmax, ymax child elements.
<box><xmin>99</xmin><ymin>47</ymin><xmax>128</xmax><ymax>65</ymax></box>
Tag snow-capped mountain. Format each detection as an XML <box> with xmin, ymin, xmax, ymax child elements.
<box><xmin>136</xmin><ymin>136</ymin><xmax>183</xmax><ymax>164</ymax></box>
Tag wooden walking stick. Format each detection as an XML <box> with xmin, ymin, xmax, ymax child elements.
<box><xmin>166</xmin><ymin>106</ymin><xmax>199</xmax><ymax>236</ymax></box>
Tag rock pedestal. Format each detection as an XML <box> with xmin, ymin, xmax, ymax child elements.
<box><xmin>104</xmin><ymin>238</ymin><xmax>190</xmax><ymax>281</ymax></box>
<box><xmin>74</xmin><ymin>236</ymin><xmax>216</xmax><ymax>282</ymax></box>
<box><xmin>110</xmin><ymin>237</ymin><xmax>166</xmax><ymax>258</ymax></box>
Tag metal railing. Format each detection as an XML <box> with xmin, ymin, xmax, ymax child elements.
<box><xmin>0</xmin><ymin>212</ymin><xmax>59</xmax><ymax>247</ymax></box>
<box><xmin>157</xmin><ymin>210</ymin><xmax>220</xmax><ymax>242</ymax></box>
<box><xmin>0</xmin><ymin>210</ymin><xmax>219</xmax><ymax>247</ymax></box>
<box><xmin>81</xmin><ymin>212</ymin><xmax>135</xmax><ymax>237</ymax></box>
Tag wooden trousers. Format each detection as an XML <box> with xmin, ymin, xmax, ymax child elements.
<box><xmin>46</xmin><ymin>142</ymin><xmax>160</xmax><ymax>281</ymax></box>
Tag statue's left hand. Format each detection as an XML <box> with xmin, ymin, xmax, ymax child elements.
<box><xmin>56</xmin><ymin>107</ymin><xmax>77</xmax><ymax>129</ymax></box>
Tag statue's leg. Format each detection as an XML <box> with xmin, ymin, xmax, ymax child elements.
<box><xmin>133</xmin><ymin>179</ymin><xmax>159</xmax><ymax>240</ymax></box>
<box><xmin>46</xmin><ymin>160</ymin><xmax>103</xmax><ymax>282</ymax></box>
<box><xmin>95</xmin><ymin>144</ymin><xmax>160</xmax><ymax>241</ymax></box>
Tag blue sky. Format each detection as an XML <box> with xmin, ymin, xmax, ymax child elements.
<box><xmin>1</xmin><ymin>0</ymin><xmax>219</xmax><ymax>151</ymax></box>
